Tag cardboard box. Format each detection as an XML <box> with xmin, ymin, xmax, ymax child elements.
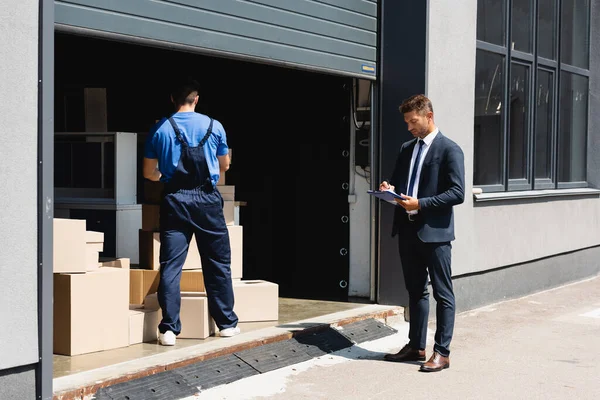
<box><xmin>145</xmin><ymin>293</ymin><xmax>215</xmax><ymax>339</ymax></box>
<box><xmin>138</xmin><ymin>226</ymin><xmax>242</xmax><ymax>277</ymax></box>
<box><xmin>100</xmin><ymin>257</ymin><xmax>130</xmax><ymax>269</ymax></box>
<box><xmin>181</xmin><ymin>269</ymin><xmax>205</xmax><ymax>292</ymax></box>
<box><xmin>139</xmin><ymin>230</ymin><xmax>202</xmax><ymax>270</ymax></box>
<box><xmin>228</xmin><ymin>225</ymin><xmax>243</xmax><ymax>280</ymax></box>
<box><xmin>85</xmin><ymin>230</ymin><xmax>104</xmax><ymax>243</ymax></box>
<box><xmin>223</xmin><ymin>201</ymin><xmax>234</xmax><ymax>226</ymax></box>
<box><xmin>54</xmin><ymin>267</ymin><xmax>130</xmax><ymax>356</ymax></box>
<box><xmin>219</xmin><ymin>185</ymin><xmax>235</xmax><ymax>201</ymax></box>
<box><xmin>85</xmin><ymin>242</ymin><xmax>103</xmax><ymax>271</ymax></box>
<box><xmin>129</xmin><ymin>269</ymin><xmax>205</xmax><ymax>305</ymax></box>
<box><xmin>129</xmin><ymin>269</ymin><xmax>160</xmax><ymax>305</ymax></box>
<box><xmin>233</xmin><ymin>280</ymin><xmax>279</xmax><ymax>322</ymax></box>
<box><xmin>53</xmin><ymin>218</ymin><xmax>87</xmax><ymax>274</ymax></box>
<box><xmin>129</xmin><ymin>307</ymin><xmax>159</xmax><ymax>345</ymax></box>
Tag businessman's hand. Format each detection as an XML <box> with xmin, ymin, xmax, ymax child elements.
<box><xmin>379</xmin><ymin>181</ymin><xmax>395</xmax><ymax>192</ymax></box>
<box><xmin>396</xmin><ymin>194</ymin><xmax>420</xmax><ymax>211</ymax></box>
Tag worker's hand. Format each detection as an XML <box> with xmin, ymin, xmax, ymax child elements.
<box><xmin>379</xmin><ymin>181</ymin><xmax>395</xmax><ymax>192</ymax></box>
<box><xmin>396</xmin><ymin>194</ymin><xmax>420</xmax><ymax>211</ymax></box>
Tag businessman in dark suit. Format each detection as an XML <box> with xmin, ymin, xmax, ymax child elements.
<box><xmin>381</xmin><ymin>94</ymin><xmax>465</xmax><ymax>372</ymax></box>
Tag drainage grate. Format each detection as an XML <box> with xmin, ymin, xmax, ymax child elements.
<box><xmin>174</xmin><ymin>354</ymin><xmax>259</xmax><ymax>391</ymax></box>
<box><xmin>293</xmin><ymin>327</ymin><xmax>354</xmax><ymax>357</ymax></box>
<box><xmin>233</xmin><ymin>340</ymin><xmax>313</xmax><ymax>373</ymax></box>
<box><xmin>337</xmin><ymin>318</ymin><xmax>398</xmax><ymax>344</ymax></box>
<box><xmin>93</xmin><ymin>371</ymin><xmax>198</xmax><ymax>400</ymax></box>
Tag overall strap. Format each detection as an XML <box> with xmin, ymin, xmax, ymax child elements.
<box><xmin>199</xmin><ymin>118</ymin><xmax>214</xmax><ymax>147</ymax></box>
<box><xmin>168</xmin><ymin>117</ymin><xmax>187</xmax><ymax>146</ymax></box>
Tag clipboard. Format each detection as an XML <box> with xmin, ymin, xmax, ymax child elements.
<box><xmin>367</xmin><ymin>189</ymin><xmax>406</xmax><ymax>205</ymax></box>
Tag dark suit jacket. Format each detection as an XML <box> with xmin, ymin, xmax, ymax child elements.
<box><xmin>390</xmin><ymin>132</ymin><xmax>465</xmax><ymax>243</ymax></box>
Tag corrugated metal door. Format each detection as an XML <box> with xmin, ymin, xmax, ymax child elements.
<box><xmin>55</xmin><ymin>0</ymin><xmax>378</xmax><ymax>79</ymax></box>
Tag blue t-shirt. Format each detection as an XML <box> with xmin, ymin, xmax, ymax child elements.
<box><xmin>144</xmin><ymin>112</ymin><xmax>228</xmax><ymax>185</ymax></box>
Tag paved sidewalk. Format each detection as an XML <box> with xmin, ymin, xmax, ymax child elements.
<box><xmin>191</xmin><ymin>276</ymin><xmax>600</xmax><ymax>400</ymax></box>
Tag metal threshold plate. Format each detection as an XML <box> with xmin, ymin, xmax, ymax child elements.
<box><xmin>337</xmin><ymin>318</ymin><xmax>398</xmax><ymax>344</ymax></box>
<box><xmin>233</xmin><ymin>340</ymin><xmax>313</xmax><ymax>373</ymax></box>
<box><xmin>93</xmin><ymin>371</ymin><xmax>198</xmax><ymax>400</ymax></box>
<box><xmin>175</xmin><ymin>354</ymin><xmax>259</xmax><ymax>391</ymax></box>
<box><xmin>293</xmin><ymin>327</ymin><xmax>354</xmax><ymax>357</ymax></box>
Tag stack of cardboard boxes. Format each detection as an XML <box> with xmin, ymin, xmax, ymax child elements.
<box><xmin>53</xmin><ymin>218</ymin><xmax>131</xmax><ymax>356</ymax></box>
<box><xmin>53</xmin><ymin>166</ymin><xmax>280</xmax><ymax>356</ymax></box>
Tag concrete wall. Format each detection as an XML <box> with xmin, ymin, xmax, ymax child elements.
<box><xmin>0</xmin><ymin>0</ymin><xmax>40</xmax><ymax>373</ymax></box>
<box><xmin>0</xmin><ymin>365</ymin><xmax>37</xmax><ymax>400</ymax></box>
<box><xmin>425</xmin><ymin>0</ymin><xmax>477</xmax><ymax>277</ymax></box>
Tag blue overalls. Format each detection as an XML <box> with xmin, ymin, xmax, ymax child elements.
<box><xmin>157</xmin><ymin>117</ymin><xmax>238</xmax><ymax>335</ymax></box>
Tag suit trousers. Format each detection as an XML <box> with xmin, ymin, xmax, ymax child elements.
<box><xmin>398</xmin><ymin>223</ymin><xmax>455</xmax><ymax>357</ymax></box>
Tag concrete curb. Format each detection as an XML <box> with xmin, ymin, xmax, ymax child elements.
<box><xmin>53</xmin><ymin>304</ymin><xmax>403</xmax><ymax>400</ymax></box>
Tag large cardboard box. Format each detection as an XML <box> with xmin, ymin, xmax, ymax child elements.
<box><xmin>129</xmin><ymin>307</ymin><xmax>159</xmax><ymax>345</ymax></box>
<box><xmin>218</xmin><ymin>185</ymin><xmax>235</xmax><ymax>201</ymax></box>
<box><xmin>130</xmin><ymin>269</ymin><xmax>205</xmax><ymax>305</ymax></box>
<box><xmin>139</xmin><ymin>230</ymin><xmax>202</xmax><ymax>270</ymax></box>
<box><xmin>139</xmin><ymin>226</ymin><xmax>242</xmax><ymax>276</ymax></box>
<box><xmin>130</xmin><ymin>269</ymin><xmax>160</xmax><ymax>305</ymax></box>
<box><xmin>85</xmin><ymin>242</ymin><xmax>103</xmax><ymax>271</ymax></box>
<box><xmin>145</xmin><ymin>293</ymin><xmax>215</xmax><ymax>339</ymax></box>
<box><xmin>54</xmin><ymin>267</ymin><xmax>129</xmax><ymax>356</ymax></box>
<box><xmin>53</xmin><ymin>218</ymin><xmax>87</xmax><ymax>274</ymax></box>
<box><xmin>228</xmin><ymin>225</ymin><xmax>243</xmax><ymax>280</ymax></box>
<box><xmin>233</xmin><ymin>280</ymin><xmax>279</xmax><ymax>322</ymax></box>
<box><xmin>100</xmin><ymin>257</ymin><xmax>130</xmax><ymax>269</ymax></box>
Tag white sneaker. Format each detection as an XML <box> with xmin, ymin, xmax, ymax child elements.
<box><xmin>159</xmin><ymin>331</ymin><xmax>176</xmax><ymax>346</ymax></box>
<box><xmin>219</xmin><ymin>327</ymin><xmax>241</xmax><ymax>337</ymax></box>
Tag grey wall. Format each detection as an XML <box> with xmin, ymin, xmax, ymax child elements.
<box><xmin>0</xmin><ymin>365</ymin><xmax>37</xmax><ymax>400</ymax></box>
<box><xmin>54</xmin><ymin>0</ymin><xmax>378</xmax><ymax>79</ymax></box>
<box><xmin>0</xmin><ymin>0</ymin><xmax>40</xmax><ymax>370</ymax></box>
<box><xmin>454</xmin><ymin>245</ymin><xmax>600</xmax><ymax>313</ymax></box>
<box><xmin>425</xmin><ymin>0</ymin><xmax>477</xmax><ymax>277</ymax></box>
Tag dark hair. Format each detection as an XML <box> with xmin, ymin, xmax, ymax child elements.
<box><xmin>399</xmin><ymin>94</ymin><xmax>433</xmax><ymax>115</ymax></box>
<box><xmin>171</xmin><ymin>78</ymin><xmax>200</xmax><ymax>107</ymax></box>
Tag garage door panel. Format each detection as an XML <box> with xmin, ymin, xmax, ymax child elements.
<box><xmin>55</xmin><ymin>0</ymin><xmax>378</xmax><ymax>78</ymax></box>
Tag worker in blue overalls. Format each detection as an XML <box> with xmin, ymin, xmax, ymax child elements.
<box><xmin>143</xmin><ymin>78</ymin><xmax>239</xmax><ymax>345</ymax></box>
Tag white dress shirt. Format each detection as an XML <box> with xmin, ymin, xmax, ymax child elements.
<box><xmin>406</xmin><ymin>128</ymin><xmax>439</xmax><ymax>215</ymax></box>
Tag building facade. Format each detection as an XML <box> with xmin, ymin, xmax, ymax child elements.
<box><xmin>0</xmin><ymin>1</ymin><xmax>598</xmax><ymax>398</ymax></box>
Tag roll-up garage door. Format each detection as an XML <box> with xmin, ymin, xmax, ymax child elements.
<box><xmin>55</xmin><ymin>0</ymin><xmax>378</xmax><ymax>79</ymax></box>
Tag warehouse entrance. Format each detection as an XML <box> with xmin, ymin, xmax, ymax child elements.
<box><xmin>54</xmin><ymin>32</ymin><xmax>352</xmax><ymax>301</ymax></box>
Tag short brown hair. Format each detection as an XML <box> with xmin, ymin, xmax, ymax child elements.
<box><xmin>399</xmin><ymin>94</ymin><xmax>433</xmax><ymax>115</ymax></box>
